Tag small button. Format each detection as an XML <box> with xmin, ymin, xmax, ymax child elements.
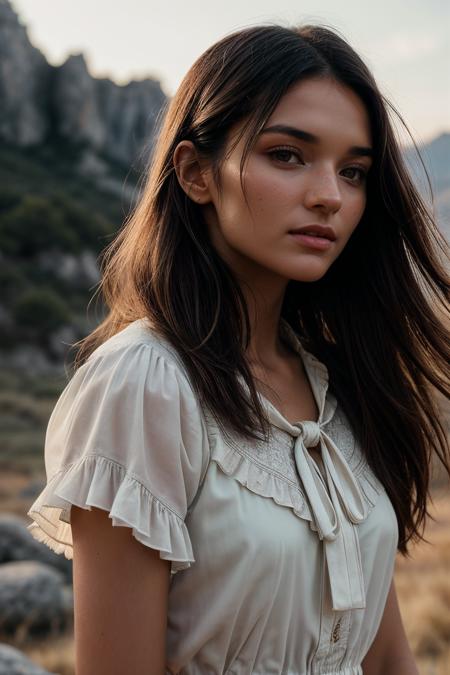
<box><xmin>331</xmin><ymin>619</ymin><xmax>341</xmax><ymax>643</ymax></box>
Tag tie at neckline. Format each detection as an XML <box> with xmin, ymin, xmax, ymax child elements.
<box><xmin>239</xmin><ymin>319</ymin><xmax>370</xmax><ymax>611</ymax></box>
<box><xmin>297</xmin><ymin>420</ymin><xmax>321</xmax><ymax>448</ymax></box>
<box><xmin>292</xmin><ymin>420</ymin><xmax>368</xmax><ymax>611</ymax></box>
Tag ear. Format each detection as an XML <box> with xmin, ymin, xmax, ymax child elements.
<box><xmin>173</xmin><ymin>140</ymin><xmax>213</xmax><ymax>204</ymax></box>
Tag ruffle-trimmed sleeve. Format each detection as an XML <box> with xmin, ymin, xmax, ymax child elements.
<box><xmin>26</xmin><ymin>336</ymin><xmax>210</xmax><ymax>574</ymax></box>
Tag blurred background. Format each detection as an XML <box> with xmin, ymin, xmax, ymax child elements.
<box><xmin>0</xmin><ymin>0</ymin><xmax>449</xmax><ymax>673</ymax></box>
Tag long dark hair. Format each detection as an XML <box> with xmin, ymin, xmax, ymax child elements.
<box><xmin>71</xmin><ymin>24</ymin><xmax>450</xmax><ymax>556</ymax></box>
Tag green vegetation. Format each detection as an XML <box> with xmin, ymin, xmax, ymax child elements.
<box><xmin>13</xmin><ymin>287</ymin><xmax>71</xmax><ymax>337</ymax></box>
<box><xmin>0</xmin><ymin>140</ymin><xmax>137</xmax><ymax>354</ymax></box>
<box><xmin>0</xmin><ymin>368</ymin><xmax>69</xmax><ymax>472</ymax></box>
<box><xmin>0</xmin><ymin>140</ymin><xmax>139</xmax><ymax>470</ymax></box>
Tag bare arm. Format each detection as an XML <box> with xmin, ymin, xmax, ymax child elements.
<box><xmin>71</xmin><ymin>505</ymin><xmax>171</xmax><ymax>675</ymax></box>
<box><xmin>362</xmin><ymin>577</ymin><xmax>419</xmax><ymax>675</ymax></box>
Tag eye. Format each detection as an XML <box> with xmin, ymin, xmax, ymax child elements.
<box><xmin>341</xmin><ymin>166</ymin><xmax>368</xmax><ymax>184</ymax></box>
<box><xmin>268</xmin><ymin>146</ymin><xmax>303</xmax><ymax>165</ymax></box>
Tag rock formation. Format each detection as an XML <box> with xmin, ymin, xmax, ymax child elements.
<box><xmin>0</xmin><ymin>0</ymin><xmax>168</xmax><ymax>168</ymax></box>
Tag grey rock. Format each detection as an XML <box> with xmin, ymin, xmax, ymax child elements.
<box><xmin>48</xmin><ymin>324</ymin><xmax>78</xmax><ymax>360</ymax></box>
<box><xmin>36</xmin><ymin>249</ymin><xmax>100</xmax><ymax>288</ymax></box>
<box><xmin>0</xmin><ymin>304</ymin><xmax>13</xmax><ymax>328</ymax></box>
<box><xmin>0</xmin><ymin>0</ymin><xmax>168</xmax><ymax>173</ymax></box>
<box><xmin>95</xmin><ymin>75</ymin><xmax>166</xmax><ymax>166</ymax></box>
<box><xmin>52</xmin><ymin>53</ymin><xmax>106</xmax><ymax>148</ymax></box>
<box><xmin>78</xmin><ymin>250</ymin><xmax>101</xmax><ymax>286</ymax></box>
<box><xmin>0</xmin><ymin>643</ymin><xmax>55</xmax><ymax>675</ymax></box>
<box><xmin>77</xmin><ymin>148</ymin><xmax>111</xmax><ymax>178</ymax></box>
<box><xmin>18</xmin><ymin>480</ymin><xmax>47</xmax><ymax>500</ymax></box>
<box><xmin>0</xmin><ymin>560</ymin><xmax>71</xmax><ymax>640</ymax></box>
<box><xmin>0</xmin><ymin>515</ymin><xmax>72</xmax><ymax>583</ymax></box>
<box><xmin>0</xmin><ymin>0</ymin><xmax>50</xmax><ymax>145</ymax></box>
<box><xmin>0</xmin><ymin>347</ymin><xmax>58</xmax><ymax>377</ymax></box>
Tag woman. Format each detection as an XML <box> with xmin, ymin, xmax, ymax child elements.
<box><xmin>27</xmin><ymin>23</ymin><xmax>449</xmax><ymax>675</ymax></box>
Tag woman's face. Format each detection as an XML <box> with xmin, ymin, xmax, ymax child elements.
<box><xmin>202</xmin><ymin>76</ymin><xmax>373</xmax><ymax>284</ymax></box>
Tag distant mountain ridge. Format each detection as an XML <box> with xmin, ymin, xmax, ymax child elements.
<box><xmin>1</xmin><ymin>0</ymin><xmax>449</xmax><ymax>239</ymax></box>
<box><xmin>404</xmin><ymin>133</ymin><xmax>450</xmax><ymax>238</ymax></box>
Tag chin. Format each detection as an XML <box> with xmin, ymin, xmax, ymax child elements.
<box><xmin>283</xmin><ymin>262</ymin><xmax>331</xmax><ymax>283</ymax></box>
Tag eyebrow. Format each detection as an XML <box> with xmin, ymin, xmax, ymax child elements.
<box><xmin>260</xmin><ymin>124</ymin><xmax>374</xmax><ymax>158</ymax></box>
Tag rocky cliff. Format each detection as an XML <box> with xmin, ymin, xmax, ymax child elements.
<box><xmin>0</xmin><ymin>0</ymin><xmax>167</xmax><ymax>168</ymax></box>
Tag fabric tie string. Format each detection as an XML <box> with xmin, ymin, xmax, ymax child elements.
<box><xmin>293</xmin><ymin>421</ymin><xmax>367</xmax><ymax>611</ymax></box>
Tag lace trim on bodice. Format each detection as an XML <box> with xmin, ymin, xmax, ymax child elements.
<box><xmin>204</xmin><ymin>404</ymin><xmax>384</xmax><ymax>526</ymax></box>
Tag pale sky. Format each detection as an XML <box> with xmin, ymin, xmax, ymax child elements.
<box><xmin>11</xmin><ymin>0</ymin><xmax>450</xmax><ymax>145</ymax></box>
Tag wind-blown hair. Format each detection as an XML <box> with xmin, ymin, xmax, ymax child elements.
<box><xmin>71</xmin><ymin>24</ymin><xmax>450</xmax><ymax>555</ymax></box>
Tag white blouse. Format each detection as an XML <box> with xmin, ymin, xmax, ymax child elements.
<box><xmin>27</xmin><ymin>317</ymin><xmax>399</xmax><ymax>675</ymax></box>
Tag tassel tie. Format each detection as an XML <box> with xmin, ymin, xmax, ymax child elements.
<box><xmin>293</xmin><ymin>421</ymin><xmax>367</xmax><ymax>611</ymax></box>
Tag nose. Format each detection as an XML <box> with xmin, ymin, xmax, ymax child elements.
<box><xmin>303</xmin><ymin>164</ymin><xmax>342</xmax><ymax>214</ymax></box>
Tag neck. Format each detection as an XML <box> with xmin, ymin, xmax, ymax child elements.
<box><xmin>241</xmin><ymin>278</ymin><xmax>292</xmax><ymax>369</ymax></box>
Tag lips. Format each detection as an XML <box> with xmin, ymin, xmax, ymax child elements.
<box><xmin>288</xmin><ymin>224</ymin><xmax>336</xmax><ymax>241</ymax></box>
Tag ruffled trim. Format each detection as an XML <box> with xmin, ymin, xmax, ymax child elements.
<box><xmin>324</xmin><ymin>406</ymin><xmax>386</xmax><ymax>515</ymax></box>
<box><xmin>203</xmin><ymin>319</ymin><xmax>385</xmax><ymax>527</ymax></box>
<box><xmin>209</xmin><ymin>427</ymin><xmax>314</xmax><ymax>521</ymax></box>
<box><xmin>26</xmin><ymin>454</ymin><xmax>195</xmax><ymax>574</ymax></box>
<box><xmin>353</xmin><ymin>459</ymin><xmax>384</xmax><ymax>511</ymax></box>
<box><xmin>205</xmin><ymin>410</ymin><xmax>384</xmax><ymax>527</ymax></box>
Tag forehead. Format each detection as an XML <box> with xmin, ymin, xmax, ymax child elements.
<box><xmin>265</xmin><ymin>77</ymin><xmax>372</xmax><ymax>147</ymax></box>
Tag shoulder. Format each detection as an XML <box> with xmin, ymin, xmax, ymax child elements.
<box><xmin>68</xmin><ymin>317</ymin><xmax>202</xmax><ymax>414</ymax></box>
<box><xmin>27</xmin><ymin>321</ymin><xmax>210</xmax><ymax>571</ymax></box>
<box><xmin>46</xmin><ymin>318</ymin><xmax>209</xmax><ymax>478</ymax></box>
<box><xmin>87</xmin><ymin>317</ymin><xmax>192</xmax><ymax>383</ymax></box>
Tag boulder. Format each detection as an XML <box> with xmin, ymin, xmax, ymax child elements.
<box><xmin>0</xmin><ymin>560</ymin><xmax>72</xmax><ymax>640</ymax></box>
<box><xmin>0</xmin><ymin>515</ymin><xmax>72</xmax><ymax>583</ymax></box>
<box><xmin>0</xmin><ymin>643</ymin><xmax>55</xmax><ymax>674</ymax></box>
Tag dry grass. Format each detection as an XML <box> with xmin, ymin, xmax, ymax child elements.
<box><xmin>22</xmin><ymin>634</ymin><xmax>75</xmax><ymax>675</ymax></box>
<box><xmin>395</xmin><ymin>488</ymin><xmax>450</xmax><ymax>675</ymax></box>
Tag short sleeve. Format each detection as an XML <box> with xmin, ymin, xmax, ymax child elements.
<box><xmin>26</xmin><ymin>337</ymin><xmax>210</xmax><ymax>574</ymax></box>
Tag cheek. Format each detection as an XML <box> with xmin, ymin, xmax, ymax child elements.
<box><xmin>246</xmin><ymin>167</ymin><xmax>295</xmax><ymax>211</ymax></box>
<box><xmin>345</xmin><ymin>193</ymin><xmax>366</xmax><ymax>232</ymax></box>
<box><xmin>215</xmin><ymin>173</ymin><xmax>268</xmax><ymax>235</ymax></box>
<box><xmin>225</xmin><ymin>160</ymin><xmax>289</xmax><ymax>217</ymax></box>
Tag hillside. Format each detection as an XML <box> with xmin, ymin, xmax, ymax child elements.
<box><xmin>1</xmin><ymin>0</ymin><xmax>449</xmax><ymax>377</ymax></box>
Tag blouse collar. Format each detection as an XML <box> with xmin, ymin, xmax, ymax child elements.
<box><xmin>139</xmin><ymin>315</ymin><xmax>338</xmax><ymax>435</ymax></box>
<box><xmin>255</xmin><ymin>319</ymin><xmax>337</xmax><ymax>435</ymax></box>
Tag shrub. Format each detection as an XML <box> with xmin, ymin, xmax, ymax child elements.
<box><xmin>12</xmin><ymin>287</ymin><xmax>71</xmax><ymax>336</ymax></box>
<box><xmin>0</xmin><ymin>188</ymin><xmax>22</xmax><ymax>213</ymax></box>
<box><xmin>0</xmin><ymin>195</ymin><xmax>80</xmax><ymax>256</ymax></box>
